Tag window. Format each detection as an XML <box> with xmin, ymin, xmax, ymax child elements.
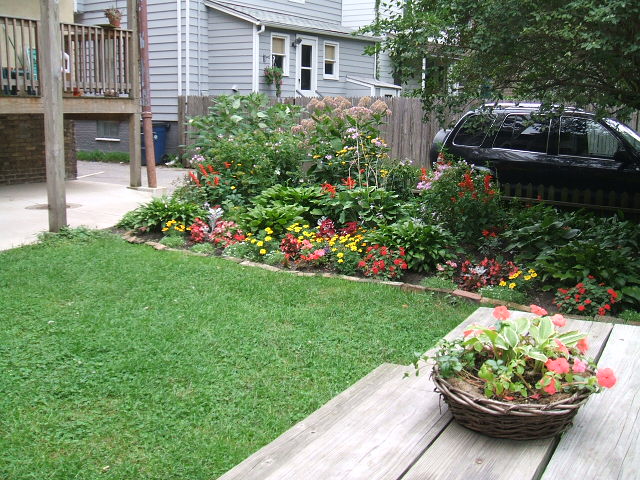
<box><xmin>271</xmin><ymin>34</ymin><xmax>289</xmax><ymax>75</ymax></box>
<box><xmin>560</xmin><ymin>117</ymin><xmax>620</xmax><ymax>159</ymax></box>
<box><xmin>493</xmin><ymin>114</ymin><xmax>550</xmax><ymax>153</ymax></box>
<box><xmin>452</xmin><ymin>114</ymin><xmax>495</xmax><ymax>147</ymax></box>
<box><xmin>323</xmin><ymin>42</ymin><xmax>339</xmax><ymax>80</ymax></box>
<box><xmin>96</xmin><ymin>120</ymin><xmax>120</xmax><ymax>141</ymax></box>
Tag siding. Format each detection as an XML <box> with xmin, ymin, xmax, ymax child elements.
<box><xmin>244</xmin><ymin>0</ymin><xmax>342</xmax><ymax>24</ymax></box>
<box><xmin>342</xmin><ymin>0</ymin><xmax>376</xmax><ymax>28</ymax></box>
<box><xmin>74</xmin><ymin>120</ymin><xmax>130</xmax><ymax>153</ymax></box>
<box><xmin>207</xmin><ymin>8</ymin><xmax>254</xmax><ymax>95</ymax></box>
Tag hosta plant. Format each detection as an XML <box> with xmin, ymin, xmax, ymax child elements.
<box><xmin>422</xmin><ymin>306</ymin><xmax>617</xmax><ymax>401</ymax></box>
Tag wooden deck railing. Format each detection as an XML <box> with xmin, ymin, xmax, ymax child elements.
<box><xmin>0</xmin><ymin>16</ymin><xmax>133</xmax><ymax>98</ymax></box>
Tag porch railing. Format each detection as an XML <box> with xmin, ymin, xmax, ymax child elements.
<box><xmin>0</xmin><ymin>16</ymin><xmax>133</xmax><ymax>98</ymax></box>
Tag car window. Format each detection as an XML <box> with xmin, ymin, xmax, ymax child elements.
<box><xmin>603</xmin><ymin>118</ymin><xmax>640</xmax><ymax>151</ymax></box>
<box><xmin>560</xmin><ymin>117</ymin><xmax>620</xmax><ymax>159</ymax></box>
<box><xmin>492</xmin><ymin>114</ymin><xmax>549</xmax><ymax>153</ymax></box>
<box><xmin>452</xmin><ymin>114</ymin><xmax>495</xmax><ymax>147</ymax></box>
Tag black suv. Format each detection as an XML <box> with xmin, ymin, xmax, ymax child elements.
<box><xmin>432</xmin><ymin>103</ymin><xmax>640</xmax><ymax>206</ymax></box>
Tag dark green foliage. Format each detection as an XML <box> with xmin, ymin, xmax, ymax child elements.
<box><xmin>239</xmin><ymin>204</ymin><xmax>308</xmax><ymax>235</ymax></box>
<box><xmin>323</xmin><ymin>187</ymin><xmax>406</xmax><ymax>227</ymax></box>
<box><xmin>366</xmin><ymin>220</ymin><xmax>456</xmax><ymax>272</ymax></box>
<box><xmin>116</xmin><ymin>197</ymin><xmax>207</xmax><ymax>232</ymax></box>
<box><xmin>365</xmin><ymin>0</ymin><xmax>640</xmax><ymax>121</ymax></box>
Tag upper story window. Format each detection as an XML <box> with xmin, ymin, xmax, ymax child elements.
<box><xmin>323</xmin><ymin>42</ymin><xmax>339</xmax><ymax>80</ymax></box>
<box><xmin>271</xmin><ymin>34</ymin><xmax>290</xmax><ymax>76</ymax></box>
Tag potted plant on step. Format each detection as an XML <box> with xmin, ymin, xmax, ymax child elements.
<box><xmin>104</xmin><ymin>7</ymin><xmax>122</xmax><ymax>28</ymax></box>
<box><xmin>418</xmin><ymin>305</ymin><xmax>617</xmax><ymax>440</ymax></box>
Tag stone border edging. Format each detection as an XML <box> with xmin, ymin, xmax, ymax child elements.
<box><xmin>121</xmin><ymin>231</ymin><xmax>620</xmax><ymax>321</ymax></box>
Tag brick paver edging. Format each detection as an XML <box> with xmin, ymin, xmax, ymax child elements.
<box><xmin>122</xmin><ymin>231</ymin><xmax>603</xmax><ymax>318</ymax></box>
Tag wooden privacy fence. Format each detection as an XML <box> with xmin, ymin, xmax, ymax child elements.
<box><xmin>178</xmin><ymin>95</ymin><xmax>445</xmax><ymax>168</ymax></box>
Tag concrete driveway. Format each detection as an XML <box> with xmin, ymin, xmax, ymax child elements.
<box><xmin>0</xmin><ymin>161</ymin><xmax>191</xmax><ymax>251</ymax></box>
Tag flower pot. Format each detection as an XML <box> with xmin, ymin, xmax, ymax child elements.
<box><xmin>432</xmin><ymin>366</ymin><xmax>592</xmax><ymax>440</ymax></box>
<box><xmin>107</xmin><ymin>17</ymin><xmax>121</xmax><ymax>28</ymax></box>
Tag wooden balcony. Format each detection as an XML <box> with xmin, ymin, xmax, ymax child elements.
<box><xmin>0</xmin><ymin>15</ymin><xmax>138</xmax><ymax>117</ymax></box>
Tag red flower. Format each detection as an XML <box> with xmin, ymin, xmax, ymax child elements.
<box><xmin>530</xmin><ymin>304</ymin><xmax>548</xmax><ymax>316</ymax></box>
<box><xmin>321</xmin><ymin>183</ymin><xmax>337</xmax><ymax>198</ymax></box>
<box><xmin>546</xmin><ymin>357</ymin><xmax>570</xmax><ymax>374</ymax></box>
<box><xmin>596</xmin><ymin>368</ymin><xmax>617</xmax><ymax>388</ymax></box>
<box><xmin>493</xmin><ymin>306</ymin><xmax>510</xmax><ymax>320</ymax></box>
<box><xmin>598</xmin><ymin>307</ymin><xmax>606</xmax><ymax>316</ymax></box>
<box><xmin>189</xmin><ymin>171</ymin><xmax>201</xmax><ymax>187</ymax></box>
<box><xmin>577</xmin><ymin>305</ymin><xmax>586</xmax><ymax>312</ymax></box>
<box><xmin>341</xmin><ymin>177</ymin><xmax>356</xmax><ymax>189</ymax></box>
<box><xmin>577</xmin><ymin>338</ymin><xmax>589</xmax><ymax>354</ymax></box>
<box><xmin>357</xmin><ymin>261</ymin><xmax>366</xmax><ymax>268</ymax></box>
<box><xmin>380</xmin><ymin>247</ymin><xmax>388</xmax><ymax>256</ymax></box>
<box><xmin>584</xmin><ymin>299</ymin><xmax>592</xmax><ymax>304</ymax></box>
<box><xmin>224</xmin><ymin>162</ymin><xmax>231</xmax><ymax>168</ymax></box>
<box><xmin>543</xmin><ymin>379</ymin><xmax>557</xmax><ymax>395</ymax></box>
<box><xmin>604</xmin><ymin>304</ymin><xmax>611</xmax><ymax>311</ymax></box>
<box><xmin>214</xmin><ymin>176</ymin><xmax>220</xmax><ymax>186</ymax></box>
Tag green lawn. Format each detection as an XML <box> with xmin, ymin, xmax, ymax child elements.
<box><xmin>0</xmin><ymin>233</ymin><xmax>476</xmax><ymax>479</ymax></box>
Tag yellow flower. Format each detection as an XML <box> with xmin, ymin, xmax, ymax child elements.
<box><xmin>509</xmin><ymin>283</ymin><xmax>516</xmax><ymax>289</ymax></box>
<box><xmin>331</xmin><ymin>248</ymin><xmax>337</xmax><ymax>252</ymax></box>
<box><xmin>337</xmin><ymin>252</ymin><xmax>344</xmax><ymax>258</ymax></box>
<box><xmin>264</xmin><ymin>236</ymin><xmax>272</xmax><ymax>242</ymax></box>
<box><xmin>338</xmin><ymin>259</ymin><xmax>344</xmax><ymax>263</ymax></box>
<box><xmin>313</xmin><ymin>155</ymin><xmax>321</xmax><ymax>159</ymax></box>
<box><xmin>524</xmin><ymin>275</ymin><xmax>531</xmax><ymax>281</ymax></box>
<box><xmin>259</xmin><ymin>248</ymin><xmax>267</xmax><ymax>255</ymax></box>
<box><xmin>257</xmin><ymin>241</ymin><xmax>264</xmax><ymax>247</ymax></box>
<box><xmin>265</xmin><ymin>227</ymin><xmax>274</xmax><ymax>235</ymax></box>
<box><xmin>531</xmin><ymin>272</ymin><xmax>538</xmax><ymax>278</ymax></box>
<box><xmin>499</xmin><ymin>281</ymin><xmax>507</xmax><ymax>287</ymax></box>
<box><xmin>298</xmin><ymin>236</ymin><xmax>304</xmax><ymax>241</ymax></box>
<box><xmin>162</xmin><ymin>228</ymin><xmax>168</xmax><ymax>232</ymax></box>
<box><xmin>303</xmin><ymin>225</ymin><xmax>310</xmax><ymax>229</ymax></box>
<box><xmin>250</xmin><ymin>238</ymin><xmax>257</xmax><ymax>244</ymax></box>
<box><xmin>231</xmin><ymin>186</ymin><xmax>236</xmax><ymax>190</ymax></box>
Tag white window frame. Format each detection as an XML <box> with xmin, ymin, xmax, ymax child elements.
<box><xmin>270</xmin><ymin>33</ymin><xmax>290</xmax><ymax>77</ymax></box>
<box><xmin>296</xmin><ymin>35</ymin><xmax>318</xmax><ymax>94</ymax></box>
<box><xmin>95</xmin><ymin>120</ymin><xmax>120</xmax><ymax>141</ymax></box>
<box><xmin>323</xmin><ymin>41</ymin><xmax>339</xmax><ymax>80</ymax></box>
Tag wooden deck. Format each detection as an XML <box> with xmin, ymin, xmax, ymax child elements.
<box><xmin>218</xmin><ymin>307</ymin><xmax>640</xmax><ymax>480</ymax></box>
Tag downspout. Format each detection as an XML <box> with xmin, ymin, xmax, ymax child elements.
<box><xmin>185</xmin><ymin>0</ymin><xmax>190</xmax><ymax>96</ymax></box>
<box><xmin>177</xmin><ymin>0</ymin><xmax>182</xmax><ymax>95</ymax></box>
<box><xmin>196</xmin><ymin>0</ymin><xmax>201</xmax><ymax>94</ymax></box>
<box><xmin>252</xmin><ymin>23</ymin><xmax>265</xmax><ymax>92</ymax></box>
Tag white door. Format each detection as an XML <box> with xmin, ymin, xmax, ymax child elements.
<box><xmin>296</xmin><ymin>36</ymin><xmax>317</xmax><ymax>95</ymax></box>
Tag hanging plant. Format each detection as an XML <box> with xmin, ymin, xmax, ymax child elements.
<box><xmin>104</xmin><ymin>8</ymin><xmax>122</xmax><ymax>27</ymax></box>
<box><xmin>264</xmin><ymin>66</ymin><xmax>284</xmax><ymax>97</ymax></box>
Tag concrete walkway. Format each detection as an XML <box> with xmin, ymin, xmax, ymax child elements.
<box><xmin>0</xmin><ymin>161</ymin><xmax>191</xmax><ymax>251</ymax></box>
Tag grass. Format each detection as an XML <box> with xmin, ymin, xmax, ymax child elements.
<box><xmin>77</xmin><ymin>150</ymin><xmax>130</xmax><ymax>163</ymax></box>
<box><xmin>0</xmin><ymin>233</ymin><xmax>477</xmax><ymax>479</ymax></box>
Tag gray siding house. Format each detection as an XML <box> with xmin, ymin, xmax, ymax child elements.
<box><xmin>74</xmin><ymin>0</ymin><xmax>401</xmax><ymax>156</ymax></box>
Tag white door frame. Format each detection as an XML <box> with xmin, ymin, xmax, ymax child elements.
<box><xmin>295</xmin><ymin>35</ymin><xmax>318</xmax><ymax>95</ymax></box>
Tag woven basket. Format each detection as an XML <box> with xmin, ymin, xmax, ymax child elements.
<box><xmin>432</xmin><ymin>366</ymin><xmax>592</xmax><ymax>440</ymax></box>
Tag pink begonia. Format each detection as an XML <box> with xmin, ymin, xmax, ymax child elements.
<box><xmin>530</xmin><ymin>304</ymin><xmax>548</xmax><ymax>316</ymax></box>
<box><xmin>554</xmin><ymin>338</ymin><xmax>569</xmax><ymax>355</ymax></box>
<box><xmin>493</xmin><ymin>306</ymin><xmax>510</xmax><ymax>320</ymax></box>
<box><xmin>543</xmin><ymin>379</ymin><xmax>558</xmax><ymax>395</ymax></box>
<box><xmin>551</xmin><ymin>314</ymin><xmax>566</xmax><ymax>327</ymax></box>
<box><xmin>577</xmin><ymin>337</ymin><xmax>589</xmax><ymax>354</ymax></box>
<box><xmin>545</xmin><ymin>357</ymin><xmax>570</xmax><ymax>374</ymax></box>
<box><xmin>572</xmin><ymin>359</ymin><xmax>587</xmax><ymax>373</ymax></box>
<box><xmin>596</xmin><ymin>368</ymin><xmax>617</xmax><ymax>388</ymax></box>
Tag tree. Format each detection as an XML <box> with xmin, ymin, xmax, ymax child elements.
<box><xmin>366</xmin><ymin>0</ymin><xmax>640</xmax><ymax>121</ymax></box>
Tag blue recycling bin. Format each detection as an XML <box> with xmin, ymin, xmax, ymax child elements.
<box><xmin>141</xmin><ymin>124</ymin><xmax>170</xmax><ymax>165</ymax></box>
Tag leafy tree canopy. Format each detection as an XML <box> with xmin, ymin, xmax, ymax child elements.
<box><xmin>365</xmin><ymin>0</ymin><xmax>640</xmax><ymax>121</ymax></box>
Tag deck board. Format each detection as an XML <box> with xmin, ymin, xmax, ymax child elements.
<box><xmin>540</xmin><ymin>324</ymin><xmax>640</xmax><ymax>480</ymax></box>
<box><xmin>218</xmin><ymin>308</ymin><xmax>497</xmax><ymax>480</ymax></box>
<box><xmin>401</xmin><ymin>318</ymin><xmax>613</xmax><ymax>480</ymax></box>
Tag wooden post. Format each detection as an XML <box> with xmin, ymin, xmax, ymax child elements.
<box><xmin>40</xmin><ymin>0</ymin><xmax>67</xmax><ymax>231</ymax></box>
<box><xmin>127</xmin><ymin>0</ymin><xmax>142</xmax><ymax>187</ymax></box>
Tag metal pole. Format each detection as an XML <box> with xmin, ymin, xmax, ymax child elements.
<box><xmin>138</xmin><ymin>0</ymin><xmax>157</xmax><ymax>188</ymax></box>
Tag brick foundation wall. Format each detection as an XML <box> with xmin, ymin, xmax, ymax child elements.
<box><xmin>0</xmin><ymin>114</ymin><xmax>77</xmax><ymax>185</ymax></box>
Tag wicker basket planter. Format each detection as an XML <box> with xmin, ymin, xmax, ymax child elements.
<box><xmin>432</xmin><ymin>366</ymin><xmax>592</xmax><ymax>440</ymax></box>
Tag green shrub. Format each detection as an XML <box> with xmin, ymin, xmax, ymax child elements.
<box><xmin>417</xmin><ymin>160</ymin><xmax>505</xmax><ymax>243</ymax></box>
<box><xmin>77</xmin><ymin>150</ymin><xmax>129</xmax><ymax>163</ymax></box>
<box><xmin>159</xmin><ymin>235</ymin><xmax>185</xmax><ymax>248</ymax></box>
<box><xmin>190</xmin><ymin>243</ymin><xmax>217</xmax><ymax>255</ymax></box>
<box><xmin>263</xmin><ymin>250</ymin><xmax>286</xmax><ymax>266</ymax></box>
<box><xmin>323</xmin><ymin>186</ymin><xmax>406</xmax><ymax>227</ymax></box>
<box><xmin>116</xmin><ymin>197</ymin><xmax>207</xmax><ymax>232</ymax></box>
<box><xmin>478</xmin><ymin>285</ymin><xmax>529</xmax><ymax>305</ymax></box>
<box><xmin>619</xmin><ymin>310</ymin><xmax>640</xmax><ymax>323</ymax></box>
<box><xmin>239</xmin><ymin>204</ymin><xmax>307</xmax><ymax>236</ymax></box>
<box><xmin>38</xmin><ymin>227</ymin><xmax>114</xmax><ymax>245</ymax></box>
<box><xmin>365</xmin><ymin>220</ymin><xmax>456</xmax><ymax>272</ymax></box>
